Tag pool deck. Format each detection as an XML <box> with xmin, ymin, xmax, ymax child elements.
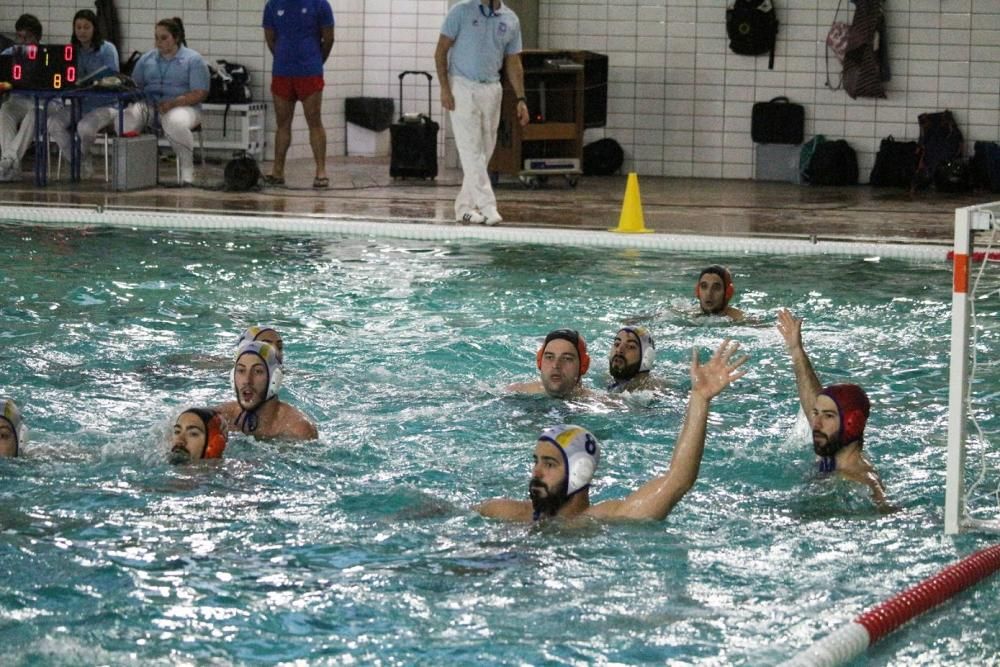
<box><xmin>0</xmin><ymin>155</ymin><xmax>993</xmax><ymax>246</ymax></box>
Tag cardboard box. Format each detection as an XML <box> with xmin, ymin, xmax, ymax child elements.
<box><xmin>755</xmin><ymin>143</ymin><xmax>802</xmax><ymax>184</ymax></box>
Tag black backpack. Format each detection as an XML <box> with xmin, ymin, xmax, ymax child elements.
<box><xmin>207</xmin><ymin>60</ymin><xmax>252</xmax><ymax>105</ymax></box>
<box><xmin>914</xmin><ymin>110</ymin><xmax>963</xmax><ymax>190</ymax></box>
<box><xmin>726</xmin><ymin>0</ymin><xmax>779</xmax><ymax>69</ymax></box>
<box><xmin>869</xmin><ymin>136</ymin><xmax>919</xmax><ymax>188</ymax></box>
<box><xmin>582</xmin><ymin>138</ymin><xmax>624</xmax><ymax>176</ymax></box>
<box><xmin>934</xmin><ymin>159</ymin><xmax>972</xmax><ymax>193</ymax></box>
<box><xmin>223</xmin><ymin>154</ymin><xmax>261</xmax><ymax>192</ymax></box>
<box><xmin>808</xmin><ymin>139</ymin><xmax>858</xmax><ymax>186</ymax></box>
<box><xmin>970</xmin><ymin>141</ymin><xmax>1000</xmax><ymax>193</ymax></box>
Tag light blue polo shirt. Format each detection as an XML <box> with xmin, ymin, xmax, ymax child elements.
<box><xmin>132</xmin><ymin>45</ymin><xmax>210</xmax><ymax>105</ymax></box>
<box><xmin>441</xmin><ymin>0</ymin><xmax>522</xmax><ymax>83</ymax></box>
<box><xmin>78</xmin><ymin>41</ymin><xmax>120</xmax><ymax>113</ymax></box>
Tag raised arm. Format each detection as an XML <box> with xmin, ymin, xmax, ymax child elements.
<box><xmin>590</xmin><ymin>339</ymin><xmax>748</xmax><ymax>521</ymax></box>
<box><xmin>776</xmin><ymin>308</ymin><xmax>822</xmax><ymax>417</ymax></box>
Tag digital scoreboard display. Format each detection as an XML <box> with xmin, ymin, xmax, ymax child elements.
<box><xmin>0</xmin><ymin>44</ymin><xmax>77</xmax><ymax>90</ymax></box>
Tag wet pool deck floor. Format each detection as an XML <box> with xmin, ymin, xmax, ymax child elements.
<box><xmin>0</xmin><ymin>156</ymin><xmax>992</xmax><ymax>246</ymax></box>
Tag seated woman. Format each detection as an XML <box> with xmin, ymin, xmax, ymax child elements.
<box><xmin>122</xmin><ymin>17</ymin><xmax>209</xmax><ymax>185</ymax></box>
<box><xmin>47</xmin><ymin>9</ymin><xmax>120</xmax><ymax>179</ymax></box>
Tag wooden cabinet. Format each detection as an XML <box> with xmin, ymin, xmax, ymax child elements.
<box><xmin>489</xmin><ymin>50</ymin><xmax>585</xmax><ymax>187</ymax></box>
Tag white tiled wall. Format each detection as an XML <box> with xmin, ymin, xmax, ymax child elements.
<box><xmin>541</xmin><ymin>0</ymin><xmax>1000</xmax><ymax>180</ymax></box>
<box><xmin>4</xmin><ymin>1</ymin><xmax>999</xmax><ymax>180</ymax></box>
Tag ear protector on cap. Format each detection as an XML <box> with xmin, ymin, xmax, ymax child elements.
<box><xmin>695</xmin><ymin>265</ymin><xmax>735</xmax><ymax>303</ymax></box>
<box><xmin>818</xmin><ymin>383</ymin><xmax>871</xmax><ymax>446</ymax></box>
<box><xmin>231</xmin><ymin>340</ymin><xmax>284</xmax><ymax>401</ymax></box>
<box><xmin>614</xmin><ymin>326</ymin><xmax>656</xmax><ymax>373</ymax></box>
<box><xmin>181</xmin><ymin>408</ymin><xmax>229</xmax><ymax>459</ymax></box>
<box><xmin>0</xmin><ymin>397</ymin><xmax>23</xmax><ymax>457</ymax></box>
<box><xmin>536</xmin><ymin>329</ymin><xmax>591</xmax><ymax>376</ymax></box>
<box><xmin>538</xmin><ymin>424</ymin><xmax>600</xmax><ymax>497</ymax></box>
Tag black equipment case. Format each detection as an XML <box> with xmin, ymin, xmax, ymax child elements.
<box><xmin>751</xmin><ymin>96</ymin><xmax>804</xmax><ymax>144</ymax></box>
<box><xmin>390</xmin><ymin>70</ymin><xmax>438</xmax><ymax>179</ymax></box>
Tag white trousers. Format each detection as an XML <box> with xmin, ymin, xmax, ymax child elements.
<box><xmin>122</xmin><ymin>101</ymin><xmax>201</xmax><ymax>182</ymax></box>
<box><xmin>449</xmin><ymin>76</ymin><xmax>502</xmax><ymax>217</ymax></box>
<box><xmin>0</xmin><ymin>95</ymin><xmax>36</xmax><ymax>163</ymax></box>
<box><xmin>48</xmin><ymin>105</ymin><xmax>118</xmax><ymax>171</ymax></box>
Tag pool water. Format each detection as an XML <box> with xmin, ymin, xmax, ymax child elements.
<box><xmin>0</xmin><ymin>222</ymin><xmax>998</xmax><ymax>664</ymax></box>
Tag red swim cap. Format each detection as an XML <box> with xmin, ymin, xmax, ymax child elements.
<box><xmin>536</xmin><ymin>329</ymin><xmax>591</xmax><ymax>376</ymax></box>
<box><xmin>819</xmin><ymin>384</ymin><xmax>870</xmax><ymax>446</ymax></box>
<box><xmin>183</xmin><ymin>408</ymin><xmax>229</xmax><ymax>459</ymax></box>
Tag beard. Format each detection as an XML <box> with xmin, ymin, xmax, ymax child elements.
<box><xmin>528</xmin><ymin>479</ymin><xmax>567</xmax><ymax>518</ymax></box>
<box><xmin>813</xmin><ymin>430</ymin><xmax>846</xmax><ymax>457</ymax></box>
<box><xmin>609</xmin><ymin>356</ymin><xmax>641</xmax><ymax>381</ymax></box>
<box><xmin>168</xmin><ymin>445</ymin><xmax>192</xmax><ymax>465</ymax></box>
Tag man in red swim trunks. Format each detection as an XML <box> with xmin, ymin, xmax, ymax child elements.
<box><xmin>262</xmin><ymin>0</ymin><xmax>335</xmax><ymax>189</ymax></box>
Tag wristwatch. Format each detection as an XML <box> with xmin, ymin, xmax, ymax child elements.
<box><xmin>516</xmin><ymin>96</ymin><xmax>527</xmax><ymax>104</ymax></box>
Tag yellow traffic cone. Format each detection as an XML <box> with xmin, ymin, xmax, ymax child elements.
<box><xmin>610</xmin><ymin>172</ymin><xmax>652</xmax><ymax>233</ymax></box>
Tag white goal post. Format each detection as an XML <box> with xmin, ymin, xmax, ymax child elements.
<box><xmin>945</xmin><ymin>201</ymin><xmax>1000</xmax><ymax>535</ymax></box>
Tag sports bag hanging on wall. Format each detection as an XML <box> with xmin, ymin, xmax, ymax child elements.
<box><xmin>842</xmin><ymin>0</ymin><xmax>886</xmax><ymax>99</ymax></box>
<box><xmin>726</xmin><ymin>0</ymin><xmax>779</xmax><ymax>69</ymax></box>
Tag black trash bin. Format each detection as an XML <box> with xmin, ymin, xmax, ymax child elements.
<box><xmin>345</xmin><ymin>97</ymin><xmax>395</xmax><ymax>132</ymax></box>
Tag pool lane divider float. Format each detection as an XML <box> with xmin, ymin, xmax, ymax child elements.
<box><xmin>780</xmin><ymin>543</ymin><xmax>1000</xmax><ymax>666</ymax></box>
<box><xmin>0</xmin><ymin>204</ymin><xmax>946</xmax><ymax>261</ymax></box>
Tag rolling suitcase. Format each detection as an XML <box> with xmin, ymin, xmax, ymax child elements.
<box><xmin>390</xmin><ymin>70</ymin><xmax>438</xmax><ymax>179</ymax></box>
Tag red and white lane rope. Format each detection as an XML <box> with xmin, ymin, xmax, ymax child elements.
<box><xmin>780</xmin><ymin>544</ymin><xmax>1000</xmax><ymax>666</ymax></box>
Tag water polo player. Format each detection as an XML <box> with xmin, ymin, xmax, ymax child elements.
<box><xmin>480</xmin><ymin>339</ymin><xmax>748</xmax><ymax>522</ymax></box>
<box><xmin>507</xmin><ymin>328</ymin><xmax>592</xmax><ymax>399</ymax></box>
<box><xmin>776</xmin><ymin>308</ymin><xmax>889</xmax><ymax>509</ymax></box>
<box><xmin>169</xmin><ymin>408</ymin><xmax>228</xmax><ymax>464</ymax></box>
<box><xmin>216</xmin><ymin>340</ymin><xmax>318</xmax><ymax>441</ymax></box>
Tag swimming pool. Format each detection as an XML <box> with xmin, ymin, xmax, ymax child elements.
<box><xmin>0</xmin><ymin>217</ymin><xmax>997</xmax><ymax>664</ymax></box>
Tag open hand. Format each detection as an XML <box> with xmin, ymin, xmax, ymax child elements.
<box><xmin>776</xmin><ymin>308</ymin><xmax>803</xmax><ymax>351</ymax></box>
<box><xmin>690</xmin><ymin>338</ymin><xmax>749</xmax><ymax>401</ymax></box>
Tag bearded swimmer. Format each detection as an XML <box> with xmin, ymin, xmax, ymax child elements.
<box><xmin>776</xmin><ymin>308</ymin><xmax>889</xmax><ymax>509</ymax></box>
<box><xmin>0</xmin><ymin>398</ymin><xmax>24</xmax><ymax>458</ymax></box>
<box><xmin>169</xmin><ymin>408</ymin><xmax>229</xmax><ymax>464</ymax></box>
<box><xmin>507</xmin><ymin>329</ymin><xmax>592</xmax><ymax>399</ymax></box>
<box><xmin>480</xmin><ymin>339</ymin><xmax>748</xmax><ymax>522</ymax></box>
<box><xmin>606</xmin><ymin>326</ymin><xmax>662</xmax><ymax>392</ymax></box>
<box><xmin>696</xmin><ymin>265</ymin><xmax>744</xmax><ymax>322</ymax></box>
<box><xmin>216</xmin><ymin>340</ymin><xmax>318</xmax><ymax>441</ymax></box>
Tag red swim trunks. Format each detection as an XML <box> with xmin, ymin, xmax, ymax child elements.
<box><xmin>270</xmin><ymin>75</ymin><xmax>325</xmax><ymax>102</ymax></box>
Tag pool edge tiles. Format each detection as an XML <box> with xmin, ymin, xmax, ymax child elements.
<box><xmin>0</xmin><ymin>204</ymin><xmax>948</xmax><ymax>261</ymax></box>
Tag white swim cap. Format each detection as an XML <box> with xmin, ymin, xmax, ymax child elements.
<box><xmin>617</xmin><ymin>326</ymin><xmax>656</xmax><ymax>373</ymax></box>
<box><xmin>231</xmin><ymin>340</ymin><xmax>284</xmax><ymax>400</ymax></box>
<box><xmin>538</xmin><ymin>424</ymin><xmax>600</xmax><ymax>497</ymax></box>
<box><xmin>0</xmin><ymin>397</ymin><xmax>24</xmax><ymax>456</ymax></box>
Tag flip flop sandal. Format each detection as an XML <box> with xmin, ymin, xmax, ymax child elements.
<box><xmin>262</xmin><ymin>174</ymin><xmax>285</xmax><ymax>186</ymax></box>
<box><xmin>313</xmin><ymin>176</ymin><xmax>330</xmax><ymax>189</ymax></box>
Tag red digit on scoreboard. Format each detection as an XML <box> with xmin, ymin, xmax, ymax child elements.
<box><xmin>65</xmin><ymin>45</ymin><xmax>74</xmax><ymax>61</ymax></box>
<box><xmin>27</xmin><ymin>44</ymin><xmax>36</xmax><ymax>60</ymax></box>
<box><xmin>67</xmin><ymin>66</ymin><xmax>76</xmax><ymax>83</ymax></box>
<box><xmin>13</xmin><ymin>64</ymin><xmax>21</xmax><ymax>80</ymax></box>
